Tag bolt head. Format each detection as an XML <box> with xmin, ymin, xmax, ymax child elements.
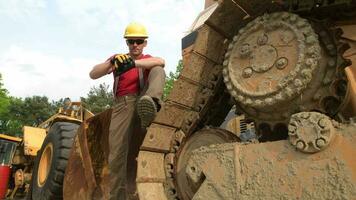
<box><xmin>288</xmin><ymin>124</ymin><xmax>297</xmax><ymax>135</ymax></box>
<box><xmin>239</xmin><ymin>43</ymin><xmax>251</xmax><ymax>56</ymax></box>
<box><xmin>296</xmin><ymin>140</ymin><xmax>306</xmax><ymax>150</ymax></box>
<box><xmin>318</xmin><ymin>118</ymin><xmax>328</xmax><ymax>128</ymax></box>
<box><xmin>316</xmin><ymin>138</ymin><xmax>326</xmax><ymax>148</ymax></box>
<box><xmin>242</xmin><ymin>67</ymin><xmax>253</xmax><ymax>78</ymax></box>
<box><xmin>300</xmin><ymin>112</ymin><xmax>310</xmax><ymax>119</ymax></box>
<box><xmin>276</xmin><ymin>57</ymin><xmax>288</xmax><ymax>69</ymax></box>
<box><xmin>257</xmin><ymin>34</ymin><xmax>268</xmax><ymax>45</ymax></box>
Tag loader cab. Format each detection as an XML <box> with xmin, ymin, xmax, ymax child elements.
<box><xmin>0</xmin><ymin>134</ymin><xmax>22</xmax><ymax>199</ymax></box>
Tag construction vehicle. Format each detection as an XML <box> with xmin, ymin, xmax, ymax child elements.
<box><xmin>0</xmin><ymin>134</ymin><xmax>22</xmax><ymax>199</ymax></box>
<box><xmin>25</xmin><ymin>0</ymin><xmax>356</xmax><ymax>199</ymax></box>
<box><xmin>1</xmin><ymin>99</ymin><xmax>93</xmax><ymax>199</ymax></box>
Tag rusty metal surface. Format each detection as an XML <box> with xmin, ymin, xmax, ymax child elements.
<box><xmin>187</xmin><ymin>116</ymin><xmax>356</xmax><ymax>199</ymax></box>
<box><xmin>63</xmin><ymin>109</ymin><xmax>112</xmax><ymax>200</ymax></box>
<box><xmin>288</xmin><ymin>112</ymin><xmax>336</xmax><ymax>153</ymax></box>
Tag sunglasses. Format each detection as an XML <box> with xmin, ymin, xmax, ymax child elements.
<box><xmin>127</xmin><ymin>39</ymin><xmax>145</xmax><ymax>45</ymax></box>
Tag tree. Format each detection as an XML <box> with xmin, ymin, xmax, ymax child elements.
<box><xmin>0</xmin><ymin>96</ymin><xmax>56</xmax><ymax>136</ymax></box>
<box><xmin>81</xmin><ymin>83</ymin><xmax>114</xmax><ymax>114</ymax></box>
<box><xmin>0</xmin><ymin>73</ymin><xmax>10</xmax><ymax>114</ymax></box>
<box><xmin>21</xmin><ymin>96</ymin><xmax>57</xmax><ymax>126</ymax></box>
<box><xmin>163</xmin><ymin>59</ymin><xmax>183</xmax><ymax>99</ymax></box>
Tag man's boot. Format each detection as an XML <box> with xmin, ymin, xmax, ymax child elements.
<box><xmin>137</xmin><ymin>95</ymin><xmax>158</xmax><ymax>128</ymax></box>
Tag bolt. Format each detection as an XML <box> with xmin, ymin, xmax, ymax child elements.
<box><xmin>265</xmin><ymin>98</ymin><xmax>273</xmax><ymax>105</ymax></box>
<box><xmin>306</xmin><ymin>58</ymin><xmax>316</xmax><ymax>67</ymax></box>
<box><xmin>255</xmin><ymin>99</ymin><xmax>262</xmax><ymax>107</ymax></box>
<box><xmin>257</xmin><ymin>34</ymin><xmax>268</xmax><ymax>45</ymax></box>
<box><xmin>288</xmin><ymin>124</ymin><xmax>297</xmax><ymax>135</ymax></box>
<box><xmin>231</xmin><ymin>90</ymin><xmax>237</xmax><ymax>97</ymax></box>
<box><xmin>316</xmin><ymin>138</ymin><xmax>326</xmax><ymax>148</ymax></box>
<box><xmin>276</xmin><ymin>57</ymin><xmax>288</xmax><ymax>69</ymax></box>
<box><xmin>228</xmin><ymin>43</ymin><xmax>234</xmax><ymax>50</ymax></box>
<box><xmin>306</xmin><ymin>35</ymin><xmax>316</xmax><ymax>44</ymax></box>
<box><xmin>238</xmin><ymin>28</ymin><xmax>245</xmax><ymax>35</ymax></box>
<box><xmin>307</xmin><ymin>46</ymin><xmax>318</xmax><ymax>55</ymax></box>
<box><xmin>245</xmin><ymin>98</ymin><xmax>253</xmax><ymax>105</ymax></box>
<box><xmin>297</xmin><ymin>20</ymin><xmax>306</xmax><ymax>28</ymax></box>
<box><xmin>289</xmin><ymin>15</ymin><xmax>297</xmax><ymax>22</ymax></box>
<box><xmin>237</xmin><ymin>95</ymin><xmax>244</xmax><ymax>102</ymax></box>
<box><xmin>281</xmin><ymin>13</ymin><xmax>289</xmax><ymax>20</ymax></box>
<box><xmin>296</xmin><ymin>140</ymin><xmax>306</xmax><ymax>150</ymax></box>
<box><xmin>168</xmin><ymin>189</ymin><xmax>176</xmax><ymax>195</ymax></box>
<box><xmin>223</xmin><ymin>60</ymin><xmax>229</xmax><ymax>67</ymax></box>
<box><xmin>166</xmin><ymin>164</ymin><xmax>173</xmax><ymax>170</ymax></box>
<box><xmin>318</xmin><ymin>118</ymin><xmax>328</xmax><ymax>129</ymax></box>
<box><xmin>242</xmin><ymin>67</ymin><xmax>253</xmax><ymax>78</ymax></box>
<box><xmin>222</xmin><ymin>67</ymin><xmax>227</xmax><ymax>74</ymax></box>
<box><xmin>285</xmin><ymin>87</ymin><xmax>294</xmax><ymax>97</ymax></box>
<box><xmin>300</xmin><ymin>112</ymin><xmax>310</xmax><ymax>119</ymax></box>
<box><xmin>274</xmin><ymin>94</ymin><xmax>282</xmax><ymax>101</ymax></box>
<box><xmin>224</xmin><ymin>52</ymin><xmax>230</xmax><ymax>58</ymax></box>
<box><xmin>239</xmin><ymin>43</ymin><xmax>251</xmax><ymax>56</ymax></box>
<box><xmin>233</xmin><ymin>35</ymin><xmax>239</xmax><ymax>42</ymax></box>
<box><xmin>294</xmin><ymin>79</ymin><xmax>303</xmax><ymax>87</ymax></box>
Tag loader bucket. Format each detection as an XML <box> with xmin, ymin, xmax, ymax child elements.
<box><xmin>63</xmin><ymin>108</ymin><xmax>145</xmax><ymax>199</ymax></box>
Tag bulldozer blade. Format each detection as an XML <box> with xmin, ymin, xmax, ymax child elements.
<box><xmin>63</xmin><ymin>109</ymin><xmax>112</xmax><ymax>200</ymax></box>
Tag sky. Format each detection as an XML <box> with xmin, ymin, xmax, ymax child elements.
<box><xmin>0</xmin><ymin>0</ymin><xmax>204</xmax><ymax>101</ymax></box>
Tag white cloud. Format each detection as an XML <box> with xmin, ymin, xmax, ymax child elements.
<box><xmin>0</xmin><ymin>0</ymin><xmax>46</xmax><ymax>20</ymax></box>
<box><xmin>0</xmin><ymin>1</ymin><xmax>205</xmax><ymax>100</ymax></box>
<box><xmin>0</xmin><ymin>45</ymin><xmax>112</xmax><ymax>101</ymax></box>
<box><xmin>54</xmin><ymin>0</ymin><xmax>204</xmax><ymax>72</ymax></box>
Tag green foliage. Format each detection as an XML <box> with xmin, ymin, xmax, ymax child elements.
<box><xmin>0</xmin><ymin>96</ymin><xmax>57</xmax><ymax>136</ymax></box>
<box><xmin>81</xmin><ymin>83</ymin><xmax>113</xmax><ymax>114</ymax></box>
<box><xmin>0</xmin><ymin>73</ymin><xmax>10</xmax><ymax>115</ymax></box>
<box><xmin>163</xmin><ymin>59</ymin><xmax>183</xmax><ymax>99</ymax></box>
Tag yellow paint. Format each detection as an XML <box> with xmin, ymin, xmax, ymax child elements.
<box><xmin>0</xmin><ymin>133</ymin><xmax>22</xmax><ymax>143</ymax></box>
<box><xmin>23</xmin><ymin>126</ymin><xmax>46</xmax><ymax>156</ymax></box>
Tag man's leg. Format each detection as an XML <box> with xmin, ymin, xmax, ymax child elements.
<box><xmin>145</xmin><ymin>66</ymin><xmax>166</xmax><ymax>101</ymax></box>
<box><xmin>109</xmin><ymin>97</ymin><xmax>137</xmax><ymax>200</ymax></box>
<box><xmin>137</xmin><ymin>66</ymin><xmax>165</xmax><ymax>128</ymax></box>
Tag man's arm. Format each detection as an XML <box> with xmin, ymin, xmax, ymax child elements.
<box><xmin>89</xmin><ymin>61</ymin><xmax>113</xmax><ymax>79</ymax></box>
<box><xmin>135</xmin><ymin>57</ymin><xmax>165</xmax><ymax>70</ymax></box>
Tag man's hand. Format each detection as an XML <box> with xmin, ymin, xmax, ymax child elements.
<box><xmin>111</xmin><ymin>54</ymin><xmax>135</xmax><ymax>76</ymax></box>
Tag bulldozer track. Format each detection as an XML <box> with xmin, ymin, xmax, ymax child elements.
<box><xmin>135</xmin><ymin>1</ymin><xmax>354</xmax><ymax>199</ymax></box>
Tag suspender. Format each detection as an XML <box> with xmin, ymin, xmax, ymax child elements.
<box><xmin>138</xmin><ymin>68</ymin><xmax>144</xmax><ymax>92</ymax></box>
<box><xmin>113</xmin><ymin>76</ymin><xmax>120</xmax><ymax>98</ymax></box>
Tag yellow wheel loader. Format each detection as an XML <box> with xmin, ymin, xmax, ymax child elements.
<box><xmin>3</xmin><ymin>100</ymin><xmax>93</xmax><ymax>199</ymax></box>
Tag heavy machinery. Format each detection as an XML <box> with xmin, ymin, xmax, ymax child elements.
<box><xmin>0</xmin><ymin>134</ymin><xmax>22</xmax><ymax>199</ymax></box>
<box><xmin>58</xmin><ymin>0</ymin><xmax>356</xmax><ymax>199</ymax></box>
<box><xmin>1</xmin><ymin>100</ymin><xmax>93</xmax><ymax>199</ymax></box>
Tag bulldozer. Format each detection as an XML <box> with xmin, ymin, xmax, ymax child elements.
<box><xmin>27</xmin><ymin>0</ymin><xmax>356</xmax><ymax>199</ymax></box>
<box><xmin>1</xmin><ymin>99</ymin><xmax>93</xmax><ymax>199</ymax></box>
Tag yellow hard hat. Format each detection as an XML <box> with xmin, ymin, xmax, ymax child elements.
<box><xmin>124</xmin><ymin>22</ymin><xmax>148</xmax><ymax>38</ymax></box>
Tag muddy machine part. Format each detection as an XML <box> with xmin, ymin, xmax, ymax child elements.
<box><xmin>187</xmin><ymin>113</ymin><xmax>356</xmax><ymax>200</ymax></box>
<box><xmin>63</xmin><ymin>0</ymin><xmax>356</xmax><ymax>200</ymax></box>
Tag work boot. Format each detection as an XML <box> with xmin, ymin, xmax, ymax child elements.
<box><xmin>137</xmin><ymin>95</ymin><xmax>157</xmax><ymax>128</ymax></box>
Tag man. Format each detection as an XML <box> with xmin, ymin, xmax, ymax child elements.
<box><xmin>89</xmin><ymin>22</ymin><xmax>165</xmax><ymax>200</ymax></box>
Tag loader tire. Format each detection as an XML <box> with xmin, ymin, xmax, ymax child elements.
<box><xmin>31</xmin><ymin>122</ymin><xmax>79</xmax><ymax>200</ymax></box>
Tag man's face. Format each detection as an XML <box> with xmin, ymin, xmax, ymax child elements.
<box><xmin>126</xmin><ymin>37</ymin><xmax>147</xmax><ymax>57</ymax></box>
